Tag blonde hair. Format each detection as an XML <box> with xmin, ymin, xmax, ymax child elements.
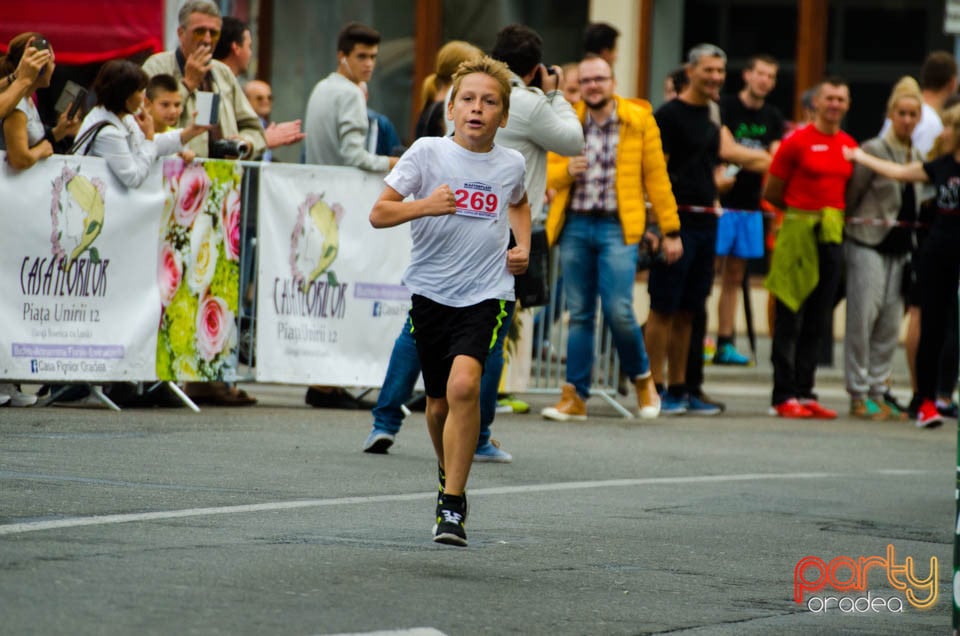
<box><xmin>931</xmin><ymin>102</ymin><xmax>960</xmax><ymax>158</ymax></box>
<box><xmin>886</xmin><ymin>76</ymin><xmax>923</xmax><ymax>115</ymax></box>
<box><xmin>449</xmin><ymin>56</ymin><xmax>513</xmax><ymax>115</ymax></box>
<box><xmin>421</xmin><ymin>40</ymin><xmax>483</xmax><ymax>108</ymax></box>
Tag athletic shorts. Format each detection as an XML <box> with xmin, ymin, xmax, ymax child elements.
<box><xmin>648</xmin><ymin>224</ymin><xmax>716</xmax><ymax>314</ymax></box>
<box><xmin>408</xmin><ymin>294</ymin><xmax>509</xmax><ymax>398</ymax></box>
<box><xmin>716</xmin><ymin>210</ymin><xmax>764</xmax><ymax>259</ymax></box>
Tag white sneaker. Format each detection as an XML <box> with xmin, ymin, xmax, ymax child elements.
<box><xmin>0</xmin><ymin>383</ymin><xmax>37</xmax><ymax>407</ymax></box>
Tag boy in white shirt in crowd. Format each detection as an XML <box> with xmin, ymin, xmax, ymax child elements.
<box><xmin>369</xmin><ymin>56</ymin><xmax>531</xmax><ymax>547</ymax></box>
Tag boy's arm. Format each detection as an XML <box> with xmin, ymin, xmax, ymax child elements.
<box><xmin>507</xmin><ymin>193</ymin><xmax>531</xmax><ymax>275</ymax></box>
<box><xmin>369</xmin><ymin>184</ymin><xmax>456</xmax><ymax>228</ymax></box>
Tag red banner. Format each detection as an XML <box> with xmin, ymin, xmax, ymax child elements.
<box><xmin>0</xmin><ymin>0</ymin><xmax>163</xmax><ymax>65</ymax></box>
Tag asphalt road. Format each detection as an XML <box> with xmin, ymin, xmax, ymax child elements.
<box><xmin>0</xmin><ymin>350</ymin><xmax>954</xmax><ymax>635</ymax></box>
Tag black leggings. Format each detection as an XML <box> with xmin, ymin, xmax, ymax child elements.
<box><xmin>915</xmin><ymin>234</ymin><xmax>960</xmax><ymax>401</ymax></box>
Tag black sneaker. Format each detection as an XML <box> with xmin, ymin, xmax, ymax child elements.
<box><xmin>882</xmin><ymin>391</ymin><xmax>909</xmax><ymax>413</ymax></box>
<box><xmin>937</xmin><ymin>400</ymin><xmax>959</xmax><ymax>419</ymax></box>
<box><xmin>433</xmin><ymin>493</ymin><xmax>468</xmax><ymax>547</ymax></box>
<box><xmin>436</xmin><ymin>465</ymin><xmax>468</xmax><ymax>521</ymax></box>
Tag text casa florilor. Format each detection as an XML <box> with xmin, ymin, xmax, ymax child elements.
<box><xmin>20</xmin><ymin>255</ymin><xmax>108</xmax><ymax>324</ymax></box>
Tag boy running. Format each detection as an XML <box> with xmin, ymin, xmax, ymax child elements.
<box><xmin>369</xmin><ymin>57</ymin><xmax>530</xmax><ymax>546</ymax></box>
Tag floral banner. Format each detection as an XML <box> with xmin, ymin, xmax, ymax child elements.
<box><xmin>255</xmin><ymin>164</ymin><xmax>411</xmax><ymax>386</ymax></box>
<box><xmin>156</xmin><ymin>159</ymin><xmax>242</xmax><ymax>382</ymax></box>
<box><xmin>0</xmin><ymin>153</ymin><xmax>163</xmax><ymax>381</ymax></box>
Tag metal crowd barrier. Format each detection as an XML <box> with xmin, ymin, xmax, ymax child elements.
<box><xmin>526</xmin><ymin>246</ymin><xmax>634</xmax><ymax>419</ymax></box>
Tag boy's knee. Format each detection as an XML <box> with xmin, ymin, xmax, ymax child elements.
<box><xmin>446</xmin><ymin>372</ymin><xmax>480</xmax><ymax>405</ymax></box>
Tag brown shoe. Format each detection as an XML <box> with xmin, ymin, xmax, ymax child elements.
<box><xmin>541</xmin><ymin>383</ymin><xmax>587</xmax><ymax>421</ymax></box>
<box><xmin>635</xmin><ymin>373</ymin><xmax>660</xmax><ymax>419</ymax></box>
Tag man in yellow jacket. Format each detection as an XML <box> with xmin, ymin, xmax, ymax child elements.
<box><xmin>542</xmin><ymin>55</ymin><xmax>682</xmax><ymax>421</ymax></box>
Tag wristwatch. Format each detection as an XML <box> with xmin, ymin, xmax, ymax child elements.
<box><xmin>7</xmin><ymin>72</ymin><xmax>16</xmax><ymax>86</ymax></box>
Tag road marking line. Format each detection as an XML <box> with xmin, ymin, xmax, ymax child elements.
<box><xmin>318</xmin><ymin>629</ymin><xmax>446</xmax><ymax>636</ymax></box>
<box><xmin>0</xmin><ymin>469</ymin><xmax>930</xmax><ymax>536</ymax></box>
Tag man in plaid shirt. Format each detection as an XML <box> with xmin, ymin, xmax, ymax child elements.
<box><xmin>542</xmin><ymin>55</ymin><xmax>681</xmax><ymax>421</ymax></box>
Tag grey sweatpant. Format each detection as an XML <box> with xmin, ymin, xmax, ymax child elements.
<box><xmin>843</xmin><ymin>242</ymin><xmax>906</xmax><ymax>399</ymax></box>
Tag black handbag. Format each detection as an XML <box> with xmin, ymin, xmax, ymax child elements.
<box><xmin>512</xmin><ymin>227</ymin><xmax>550</xmax><ymax>307</ymax></box>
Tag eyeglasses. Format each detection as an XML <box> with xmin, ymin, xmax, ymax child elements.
<box><xmin>190</xmin><ymin>26</ymin><xmax>221</xmax><ymax>40</ymax></box>
<box><xmin>579</xmin><ymin>76</ymin><xmax>612</xmax><ymax>86</ymax></box>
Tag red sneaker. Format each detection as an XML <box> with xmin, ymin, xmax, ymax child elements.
<box><xmin>799</xmin><ymin>399</ymin><xmax>837</xmax><ymax>419</ymax></box>
<box><xmin>772</xmin><ymin>398</ymin><xmax>814</xmax><ymax>419</ymax></box>
<box><xmin>916</xmin><ymin>400</ymin><xmax>944</xmax><ymax>429</ymax></box>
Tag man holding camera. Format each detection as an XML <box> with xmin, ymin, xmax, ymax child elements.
<box><xmin>142</xmin><ymin>0</ymin><xmax>265</xmax><ymax>160</ymax></box>
<box><xmin>541</xmin><ymin>54</ymin><xmax>680</xmax><ymax>421</ymax></box>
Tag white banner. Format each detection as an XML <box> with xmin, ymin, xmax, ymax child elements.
<box><xmin>0</xmin><ymin>153</ymin><xmax>163</xmax><ymax>381</ymax></box>
<box><xmin>255</xmin><ymin>164</ymin><xmax>411</xmax><ymax>385</ymax></box>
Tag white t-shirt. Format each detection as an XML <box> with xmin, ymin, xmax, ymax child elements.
<box><xmin>385</xmin><ymin>136</ymin><xmax>526</xmax><ymax>307</ymax></box>
<box><xmin>0</xmin><ymin>96</ymin><xmax>45</xmax><ymax>150</ymax></box>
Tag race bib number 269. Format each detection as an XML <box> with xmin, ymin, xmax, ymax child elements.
<box><xmin>452</xmin><ymin>178</ymin><xmax>502</xmax><ymax>220</ymax></box>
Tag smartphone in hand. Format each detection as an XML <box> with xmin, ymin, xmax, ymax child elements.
<box><xmin>67</xmin><ymin>88</ymin><xmax>88</xmax><ymax>120</ymax></box>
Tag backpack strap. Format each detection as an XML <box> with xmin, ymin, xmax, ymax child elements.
<box><xmin>69</xmin><ymin>121</ymin><xmax>115</xmax><ymax>155</ymax></box>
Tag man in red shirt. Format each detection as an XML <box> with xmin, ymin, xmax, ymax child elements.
<box><xmin>763</xmin><ymin>77</ymin><xmax>856</xmax><ymax>418</ymax></box>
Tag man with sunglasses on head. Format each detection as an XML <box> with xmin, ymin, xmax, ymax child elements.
<box><xmin>143</xmin><ymin>0</ymin><xmax>265</xmax><ymax>160</ymax></box>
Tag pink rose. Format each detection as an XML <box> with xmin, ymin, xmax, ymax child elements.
<box><xmin>157</xmin><ymin>243</ymin><xmax>183</xmax><ymax>307</ymax></box>
<box><xmin>195</xmin><ymin>295</ymin><xmax>235</xmax><ymax>362</ymax></box>
<box><xmin>220</xmin><ymin>189</ymin><xmax>242</xmax><ymax>262</ymax></box>
<box><xmin>163</xmin><ymin>157</ymin><xmax>185</xmax><ymax>182</ymax></box>
<box><xmin>174</xmin><ymin>164</ymin><xmax>211</xmax><ymax>227</ymax></box>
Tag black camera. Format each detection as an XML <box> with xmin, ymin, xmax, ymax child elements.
<box><xmin>528</xmin><ymin>63</ymin><xmax>557</xmax><ymax>90</ymax></box>
<box><xmin>31</xmin><ymin>37</ymin><xmax>49</xmax><ymax>51</ymax></box>
<box><xmin>210</xmin><ymin>138</ymin><xmax>250</xmax><ymax>159</ymax></box>
<box><xmin>636</xmin><ymin>235</ymin><xmax>667</xmax><ymax>272</ymax></box>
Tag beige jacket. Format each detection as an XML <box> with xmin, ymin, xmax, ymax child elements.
<box><xmin>845</xmin><ymin>128</ymin><xmax>922</xmax><ymax>246</ymax></box>
<box><xmin>142</xmin><ymin>51</ymin><xmax>266</xmax><ymax>159</ymax></box>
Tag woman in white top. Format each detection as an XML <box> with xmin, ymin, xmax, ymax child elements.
<box><xmin>75</xmin><ymin>59</ymin><xmax>208</xmax><ymax>188</ymax></box>
<box><xmin>0</xmin><ymin>32</ymin><xmax>81</xmax><ymax>170</ymax></box>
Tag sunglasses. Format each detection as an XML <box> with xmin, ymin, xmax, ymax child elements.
<box><xmin>189</xmin><ymin>26</ymin><xmax>221</xmax><ymax>40</ymax></box>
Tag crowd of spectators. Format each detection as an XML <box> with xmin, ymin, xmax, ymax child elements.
<box><xmin>1</xmin><ymin>6</ymin><xmax>956</xmax><ymax>441</ymax></box>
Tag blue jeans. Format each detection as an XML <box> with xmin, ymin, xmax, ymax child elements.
<box><xmin>371</xmin><ymin>302</ymin><xmax>514</xmax><ymax>447</ymax></box>
<box><xmin>558</xmin><ymin>215</ymin><xmax>649</xmax><ymax>398</ymax></box>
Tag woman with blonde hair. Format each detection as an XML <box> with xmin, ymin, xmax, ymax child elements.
<box><xmin>843</xmin><ymin>76</ymin><xmax>923</xmax><ymax>421</ymax></box>
<box><xmin>845</xmin><ymin>94</ymin><xmax>960</xmax><ymax>428</ymax></box>
<box><xmin>413</xmin><ymin>40</ymin><xmax>482</xmax><ymax>139</ymax></box>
